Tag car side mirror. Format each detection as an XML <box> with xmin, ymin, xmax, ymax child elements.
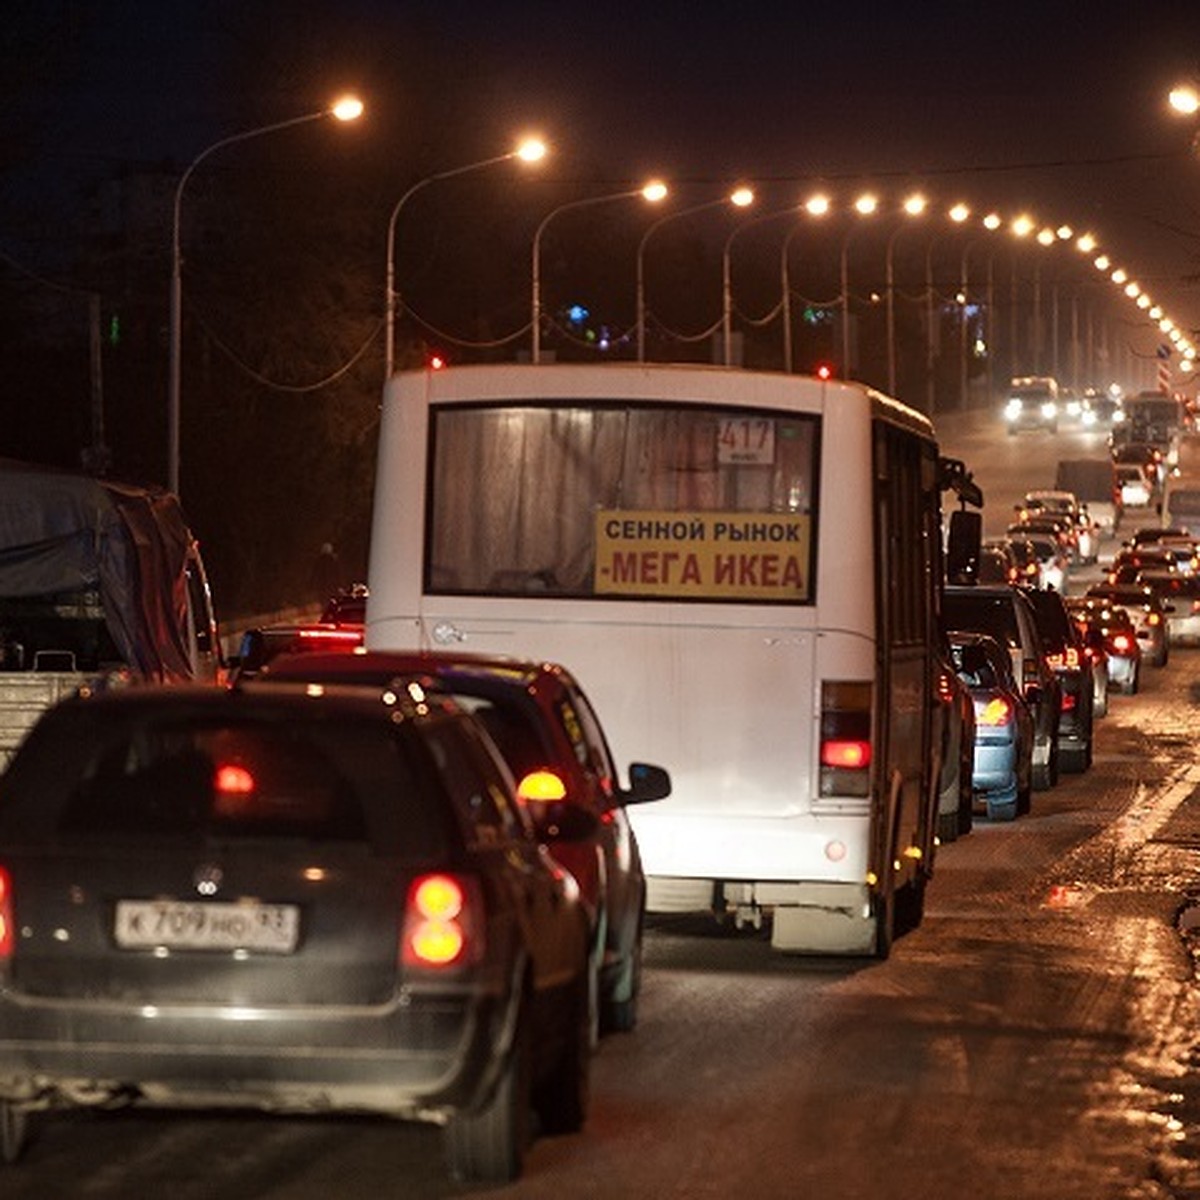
<box><xmin>620</xmin><ymin>762</ymin><xmax>671</xmax><ymax>806</ymax></box>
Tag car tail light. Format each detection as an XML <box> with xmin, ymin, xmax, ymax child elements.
<box><xmin>294</xmin><ymin>629</ymin><xmax>363</xmax><ymax>652</ymax></box>
<box><xmin>1060</xmin><ymin>690</ymin><xmax>1077</xmax><ymax>713</ymax></box>
<box><xmin>936</xmin><ymin>669</ymin><xmax>954</xmax><ymax>704</ymax></box>
<box><xmin>0</xmin><ymin>866</ymin><xmax>12</xmax><ymax>960</ymax></box>
<box><xmin>516</xmin><ymin>769</ymin><xmax>568</xmax><ymax>804</ymax></box>
<box><xmin>1110</xmin><ymin>633</ymin><xmax>1134</xmax><ymax>654</ymax></box>
<box><xmin>401</xmin><ymin>873</ymin><xmax>480</xmax><ymax>969</ymax></box>
<box><xmin>819</xmin><ymin>681</ymin><xmax>872</xmax><ymax>798</ymax></box>
<box><xmin>1147</xmin><ymin>612</ymin><xmax>1162</xmax><ymax>627</ymax></box>
<box><xmin>977</xmin><ymin>697</ymin><xmax>1012</xmax><ymax>727</ymax></box>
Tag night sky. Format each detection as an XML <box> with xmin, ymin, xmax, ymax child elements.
<box><xmin>7</xmin><ymin>2</ymin><xmax>1200</xmax><ymax>360</ymax></box>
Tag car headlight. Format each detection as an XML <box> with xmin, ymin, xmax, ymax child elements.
<box><xmin>1041</xmin><ymin>402</ymin><xmax>1058</xmax><ymax>419</ymax></box>
<box><xmin>1005</xmin><ymin>399</ymin><xmax>1022</xmax><ymax>418</ymax></box>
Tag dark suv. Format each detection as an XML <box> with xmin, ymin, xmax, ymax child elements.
<box><xmin>943</xmin><ymin>585</ymin><xmax>1062</xmax><ymax>796</ymax></box>
<box><xmin>262</xmin><ymin>649</ymin><xmax>671</xmax><ymax>1035</ymax></box>
<box><xmin>1021</xmin><ymin>588</ymin><xmax>1094</xmax><ymax>773</ymax></box>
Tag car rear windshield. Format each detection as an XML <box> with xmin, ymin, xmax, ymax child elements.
<box><xmin>0</xmin><ymin>706</ymin><xmax>453</xmax><ymax>858</ymax></box>
<box><xmin>1024</xmin><ymin>591</ymin><xmax>1074</xmax><ymax>646</ymax></box>
<box><xmin>942</xmin><ymin>591</ymin><xmax>1021</xmax><ymax>650</ymax></box>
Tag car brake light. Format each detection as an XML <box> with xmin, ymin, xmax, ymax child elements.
<box><xmin>0</xmin><ymin>866</ymin><xmax>12</xmax><ymax>960</ymax></box>
<box><xmin>516</xmin><ymin>769</ymin><xmax>568</xmax><ymax>803</ymax></box>
<box><xmin>1060</xmin><ymin>691</ymin><xmax>1077</xmax><ymax>713</ymax></box>
<box><xmin>1110</xmin><ymin>633</ymin><xmax>1133</xmax><ymax>653</ymax></box>
<box><xmin>978</xmin><ymin>697</ymin><xmax>1012</xmax><ymax>727</ymax></box>
<box><xmin>1147</xmin><ymin>612</ymin><xmax>1161</xmax><ymax>626</ymax></box>
<box><xmin>402</xmin><ymin>873</ymin><xmax>478</xmax><ymax>968</ymax></box>
<box><xmin>936</xmin><ymin>669</ymin><xmax>954</xmax><ymax>704</ymax></box>
<box><xmin>820</xmin><ymin>681</ymin><xmax>872</xmax><ymax>798</ymax></box>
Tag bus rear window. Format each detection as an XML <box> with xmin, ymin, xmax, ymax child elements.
<box><xmin>426</xmin><ymin>403</ymin><xmax>818</xmax><ymax>604</ymax></box>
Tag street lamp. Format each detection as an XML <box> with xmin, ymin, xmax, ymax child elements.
<box><xmin>839</xmin><ymin>192</ymin><xmax>879</xmax><ymax>374</ymax></box>
<box><xmin>531</xmin><ymin>180</ymin><xmax>668</xmax><ymax>364</ymax></box>
<box><xmin>1169</xmin><ymin>83</ymin><xmax>1200</xmax><ymax>116</ymax></box>
<box><xmin>780</xmin><ymin>192</ymin><xmax>830</xmax><ymax>373</ymax></box>
<box><xmin>886</xmin><ymin>192</ymin><xmax>928</xmax><ymax>396</ymax></box>
<box><xmin>636</xmin><ymin>187</ymin><xmax>753</xmax><ymax>362</ymax></box>
<box><xmin>722</xmin><ymin>203</ymin><xmax>802</xmax><ymax>366</ymax></box>
<box><xmin>384</xmin><ymin>136</ymin><xmax>547</xmax><ymax>380</ymax></box>
<box><xmin>167</xmin><ymin>95</ymin><xmax>363</xmax><ymax>497</ymax></box>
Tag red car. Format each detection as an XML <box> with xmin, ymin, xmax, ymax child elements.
<box><xmin>262</xmin><ymin>650</ymin><xmax>671</xmax><ymax>1034</ymax></box>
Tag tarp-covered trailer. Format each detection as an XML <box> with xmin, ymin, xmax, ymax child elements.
<box><xmin>0</xmin><ymin>459</ymin><xmax>222</xmax><ymax>767</ymax></box>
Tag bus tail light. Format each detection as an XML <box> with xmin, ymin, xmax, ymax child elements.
<box><xmin>819</xmin><ymin>681</ymin><xmax>872</xmax><ymax>798</ymax></box>
<box><xmin>401</xmin><ymin>873</ymin><xmax>481</xmax><ymax>969</ymax></box>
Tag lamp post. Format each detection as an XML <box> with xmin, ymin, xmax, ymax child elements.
<box><xmin>722</xmin><ymin>204</ymin><xmax>799</xmax><ymax>367</ymax></box>
<box><xmin>636</xmin><ymin>187</ymin><xmax>753</xmax><ymax>363</ymax></box>
<box><xmin>532</xmin><ymin>180</ymin><xmax>667</xmax><ymax>364</ymax></box>
<box><xmin>780</xmin><ymin>192</ymin><xmax>830</xmax><ymax>374</ymax></box>
<box><xmin>959</xmin><ymin>218</ymin><xmax>1000</xmax><ymax>412</ymax></box>
<box><xmin>385</xmin><ymin>137</ymin><xmax>546</xmax><ymax>381</ymax></box>
<box><xmin>839</xmin><ymin>192</ymin><xmax>879</xmax><ymax>375</ymax></box>
<box><xmin>168</xmin><ymin>96</ymin><xmax>363</xmax><ymax>497</ymax></box>
<box><xmin>886</xmin><ymin>192</ymin><xmax>928</xmax><ymax>397</ymax></box>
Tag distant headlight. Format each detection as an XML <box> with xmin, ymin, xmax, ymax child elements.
<box><xmin>1005</xmin><ymin>399</ymin><xmax>1023</xmax><ymax>419</ymax></box>
<box><xmin>1112</xmin><ymin>410</ymin><xmax>1126</xmax><ymax>423</ymax></box>
<box><xmin>1041</xmin><ymin>402</ymin><xmax>1058</xmax><ymax>419</ymax></box>
<box><xmin>1081</xmin><ymin>409</ymin><xmax>1097</xmax><ymax>426</ymax></box>
<box><xmin>1067</xmin><ymin>400</ymin><xmax>1082</xmax><ymax>417</ymax></box>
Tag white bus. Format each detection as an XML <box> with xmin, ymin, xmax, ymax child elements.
<box><xmin>367</xmin><ymin>363</ymin><xmax>978</xmax><ymax>956</ymax></box>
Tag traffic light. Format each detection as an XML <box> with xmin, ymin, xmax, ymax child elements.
<box><xmin>814</xmin><ymin>362</ymin><xmax>834</xmax><ymax>381</ymax></box>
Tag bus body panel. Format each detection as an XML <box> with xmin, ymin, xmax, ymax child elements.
<box><xmin>368</xmin><ymin>364</ymin><xmax>941</xmax><ymax>953</ymax></box>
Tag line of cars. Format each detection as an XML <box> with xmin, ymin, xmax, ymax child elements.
<box><xmin>944</xmin><ymin>483</ymin><xmax>1200</xmax><ymax>833</ymax></box>
<box><xmin>0</xmin><ymin>588</ymin><xmax>672</xmax><ymax>1182</ymax></box>
<box><xmin>941</xmin><ymin>487</ymin><xmax>1122</xmax><ymax>826</ymax></box>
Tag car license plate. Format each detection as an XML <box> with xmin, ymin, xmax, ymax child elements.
<box><xmin>114</xmin><ymin>900</ymin><xmax>300</xmax><ymax>953</ymax></box>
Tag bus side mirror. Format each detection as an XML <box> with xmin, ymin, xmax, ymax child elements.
<box><xmin>946</xmin><ymin>510</ymin><xmax>982</xmax><ymax>585</ymax></box>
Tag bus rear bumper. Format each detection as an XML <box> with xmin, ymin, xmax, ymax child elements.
<box><xmin>645</xmin><ymin>876</ymin><xmax>875</xmax><ymax>955</ymax></box>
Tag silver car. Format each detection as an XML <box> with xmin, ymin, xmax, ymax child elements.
<box><xmin>948</xmin><ymin>632</ymin><xmax>1034</xmax><ymax>822</ymax></box>
<box><xmin>1137</xmin><ymin>571</ymin><xmax>1200</xmax><ymax>645</ymax></box>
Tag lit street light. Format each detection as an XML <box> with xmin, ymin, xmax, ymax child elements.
<box><xmin>1169</xmin><ymin>84</ymin><xmax>1200</xmax><ymax>116</ymax></box>
<box><xmin>531</xmin><ymin>180</ymin><xmax>668</xmax><ymax>364</ymax></box>
<box><xmin>167</xmin><ymin>95</ymin><xmax>363</xmax><ymax>497</ymax></box>
<box><xmin>384</xmin><ymin>136</ymin><xmax>547</xmax><ymax>380</ymax></box>
<box><xmin>636</xmin><ymin>187</ymin><xmax>753</xmax><ymax>362</ymax></box>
